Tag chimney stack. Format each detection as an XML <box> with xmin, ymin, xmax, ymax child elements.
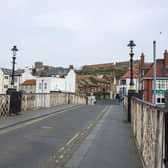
<box><xmin>164</xmin><ymin>50</ymin><xmax>168</xmax><ymax>68</ymax></box>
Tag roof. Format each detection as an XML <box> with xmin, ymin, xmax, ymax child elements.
<box><xmin>22</xmin><ymin>79</ymin><xmax>36</xmax><ymax>85</ymax></box>
<box><xmin>45</xmin><ymin>68</ymin><xmax>69</xmax><ymax>77</ymax></box>
<box><xmin>144</xmin><ymin>59</ymin><xmax>168</xmax><ymax>78</ymax></box>
<box><xmin>1</xmin><ymin>68</ymin><xmax>12</xmax><ymax>75</ymax></box>
<box><xmin>33</xmin><ymin>66</ymin><xmax>70</xmax><ymax>77</ymax></box>
<box><xmin>79</xmin><ymin>79</ymin><xmax>97</xmax><ymax>87</ymax></box>
<box><xmin>15</xmin><ymin>69</ymin><xmax>24</xmax><ymax>76</ymax></box>
<box><xmin>1</xmin><ymin>68</ymin><xmax>25</xmax><ymax>76</ymax></box>
<box><xmin>121</xmin><ymin>66</ymin><xmax>140</xmax><ymax>79</ymax></box>
<box><xmin>141</xmin><ymin>63</ymin><xmax>152</xmax><ymax>69</ymax></box>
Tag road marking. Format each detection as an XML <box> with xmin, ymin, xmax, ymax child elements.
<box><xmin>59</xmin><ymin>155</ymin><xmax>64</xmax><ymax>159</ymax></box>
<box><xmin>51</xmin><ymin>105</ymin><xmax>109</xmax><ymax>167</ymax></box>
<box><xmin>41</xmin><ymin>126</ymin><xmax>52</xmax><ymax>129</ymax></box>
<box><xmin>65</xmin><ymin>106</ymin><xmax>112</xmax><ymax>168</ymax></box>
<box><xmin>0</xmin><ymin>106</ymin><xmax>81</xmax><ymax>135</ymax></box>
<box><xmin>66</xmin><ymin>132</ymin><xmax>80</xmax><ymax>146</ymax></box>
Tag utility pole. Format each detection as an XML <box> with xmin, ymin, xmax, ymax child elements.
<box><xmin>153</xmin><ymin>41</ymin><xmax>156</xmax><ymax>105</ymax></box>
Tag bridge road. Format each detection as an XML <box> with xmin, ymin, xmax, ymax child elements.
<box><xmin>0</xmin><ymin>105</ymin><xmax>105</xmax><ymax>168</ymax></box>
<box><xmin>0</xmin><ymin>100</ymin><xmax>142</xmax><ymax>168</ymax></box>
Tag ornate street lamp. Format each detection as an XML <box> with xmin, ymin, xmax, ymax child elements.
<box><xmin>11</xmin><ymin>45</ymin><xmax>18</xmax><ymax>87</ymax></box>
<box><xmin>127</xmin><ymin>40</ymin><xmax>136</xmax><ymax>91</ymax></box>
<box><xmin>127</xmin><ymin>40</ymin><xmax>136</xmax><ymax>122</ymax></box>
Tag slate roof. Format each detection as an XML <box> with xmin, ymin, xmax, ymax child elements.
<box><xmin>33</xmin><ymin>66</ymin><xmax>69</xmax><ymax>77</ymax></box>
<box><xmin>45</xmin><ymin>68</ymin><xmax>69</xmax><ymax>77</ymax></box>
<box><xmin>1</xmin><ymin>68</ymin><xmax>25</xmax><ymax>76</ymax></box>
<box><xmin>1</xmin><ymin>68</ymin><xmax>12</xmax><ymax>75</ymax></box>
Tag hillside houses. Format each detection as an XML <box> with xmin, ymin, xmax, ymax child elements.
<box><xmin>0</xmin><ymin>62</ymin><xmax>77</xmax><ymax>94</ymax></box>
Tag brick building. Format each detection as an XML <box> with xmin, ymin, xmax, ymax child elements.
<box><xmin>77</xmin><ymin>75</ymin><xmax>110</xmax><ymax>99</ymax></box>
<box><xmin>140</xmin><ymin>50</ymin><xmax>168</xmax><ymax>104</ymax></box>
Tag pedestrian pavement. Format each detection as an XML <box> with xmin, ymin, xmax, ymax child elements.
<box><xmin>65</xmin><ymin>104</ymin><xmax>142</xmax><ymax>168</ymax></box>
<box><xmin>0</xmin><ymin>104</ymin><xmax>76</xmax><ymax>130</ymax></box>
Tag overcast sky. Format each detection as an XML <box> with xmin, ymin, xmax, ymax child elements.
<box><xmin>0</xmin><ymin>0</ymin><xmax>168</xmax><ymax>69</ymax></box>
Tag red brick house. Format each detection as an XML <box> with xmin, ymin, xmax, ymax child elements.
<box><xmin>140</xmin><ymin>50</ymin><xmax>168</xmax><ymax>104</ymax></box>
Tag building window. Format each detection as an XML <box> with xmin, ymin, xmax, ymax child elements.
<box><xmin>141</xmin><ymin>70</ymin><xmax>145</xmax><ymax>77</ymax></box>
<box><xmin>156</xmin><ymin>80</ymin><xmax>168</xmax><ymax>90</ymax></box>
<box><xmin>162</xmin><ymin>98</ymin><xmax>165</xmax><ymax>103</ymax></box>
<box><xmin>4</xmin><ymin>76</ymin><xmax>8</xmax><ymax>79</ymax></box>
<box><xmin>120</xmin><ymin>79</ymin><xmax>126</xmax><ymax>85</ymax></box>
<box><xmin>156</xmin><ymin>94</ymin><xmax>165</xmax><ymax>104</ymax></box>
<box><xmin>157</xmin><ymin>98</ymin><xmax>160</xmax><ymax>103</ymax></box>
<box><xmin>4</xmin><ymin>85</ymin><xmax>8</xmax><ymax>88</ymax></box>
<box><xmin>14</xmin><ymin>77</ymin><xmax>17</xmax><ymax>83</ymax></box>
<box><xmin>39</xmin><ymin>83</ymin><xmax>42</xmax><ymax>89</ymax></box>
<box><xmin>44</xmin><ymin>83</ymin><xmax>47</xmax><ymax>90</ymax></box>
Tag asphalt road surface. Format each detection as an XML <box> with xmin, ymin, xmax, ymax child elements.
<box><xmin>0</xmin><ymin>101</ymin><xmax>116</xmax><ymax>168</ymax></box>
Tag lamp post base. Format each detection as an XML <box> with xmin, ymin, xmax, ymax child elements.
<box><xmin>128</xmin><ymin>89</ymin><xmax>137</xmax><ymax>122</ymax></box>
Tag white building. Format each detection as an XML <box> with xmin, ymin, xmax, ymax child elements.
<box><xmin>21</xmin><ymin>67</ymin><xmax>36</xmax><ymax>83</ymax></box>
<box><xmin>117</xmin><ymin>66</ymin><xmax>139</xmax><ymax>96</ymax></box>
<box><xmin>117</xmin><ymin>78</ymin><xmax>139</xmax><ymax>96</ymax></box>
<box><xmin>0</xmin><ymin>68</ymin><xmax>12</xmax><ymax>94</ymax></box>
<box><xmin>0</xmin><ymin>67</ymin><xmax>36</xmax><ymax>94</ymax></box>
<box><xmin>36</xmin><ymin>66</ymin><xmax>76</xmax><ymax>93</ymax></box>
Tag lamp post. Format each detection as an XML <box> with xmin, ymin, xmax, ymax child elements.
<box><xmin>127</xmin><ymin>40</ymin><xmax>136</xmax><ymax>91</ymax></box>
<box><xmin>127</xmin><ymin>40</ymin><xmax>136</xmax><ymax>122</ymax></box>
<box><xmin>11</xmin><ymin>45</ymin><xmax>18</xmax><ymax>87</ymax></box>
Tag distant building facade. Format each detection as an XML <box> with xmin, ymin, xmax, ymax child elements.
<box><xmin>140</xmin><ymin>50</ymin><xmax>168</xmax><ymax>105</ymax></box>
<box><xmin>0</xmin><ymin>68</ymin><xmax>12</xmax><ymax>94</ymax></box>
<box><xmin>36</xmin><ymin>66</ymin><xmax>76</xmax><ymax>93</ymax></box>
<box><xmin>117</xmin><ymin>66</ymin><xmax>140</xmax><ymax>96</ymax></box>
<box><xmin>77</xmin><ymin>75</ymin><xmax>110</xmax><ymax>99</ymax></box>
<box><xmin>20</xmin><ymin>79</ymin><xmax>36</xmax><ymax>93</ymax></box>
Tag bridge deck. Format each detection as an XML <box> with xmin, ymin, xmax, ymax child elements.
<box><xmin>66</xmin><ymin>103</ymin><xmax>142</xmax><ymax>168</ymax></box>
<box><xmin>0</xmin><ymin>101</ymin><xmax>142</xmax><ymax>168</ymax></box>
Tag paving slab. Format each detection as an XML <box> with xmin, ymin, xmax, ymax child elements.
<box><xmin>66</xmin><ymin>105</ymin><xmax>142</xmax><ymax>168</ymax></box>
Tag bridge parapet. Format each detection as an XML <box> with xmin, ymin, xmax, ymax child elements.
<box><xmin>0</xmin><ymin>92</ymin><xmax>87</xmax><ymax>117</ymax></box>
<box><xmin>130</xmin><ymin>97</ymin><xmax>164</xmax><ymax>168</ymax></box>
<box><xmin>124</xmin><ymin>95</ymin><xmax>168</xmax><ymax>168</ymax></box>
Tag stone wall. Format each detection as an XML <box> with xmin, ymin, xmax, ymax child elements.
<box><xmin>0</xmin><ymin>92</ymin><xmax>86</xmax><ymax>117</ymax></box>
<box><xmin>21</xmin><ymin>92</ymin><xmax>86</xmax><ymax>112</ymax></box>
<box><xmin>124</xmin><ymin>97</ymin><xmax>164</xmax><ymax>168</ymax></box>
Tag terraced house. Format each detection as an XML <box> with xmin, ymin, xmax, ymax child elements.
<box><xmin>140</xmin><ymin>50</ymin><xmax>168</xmax><ymax>104</ymax></box>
